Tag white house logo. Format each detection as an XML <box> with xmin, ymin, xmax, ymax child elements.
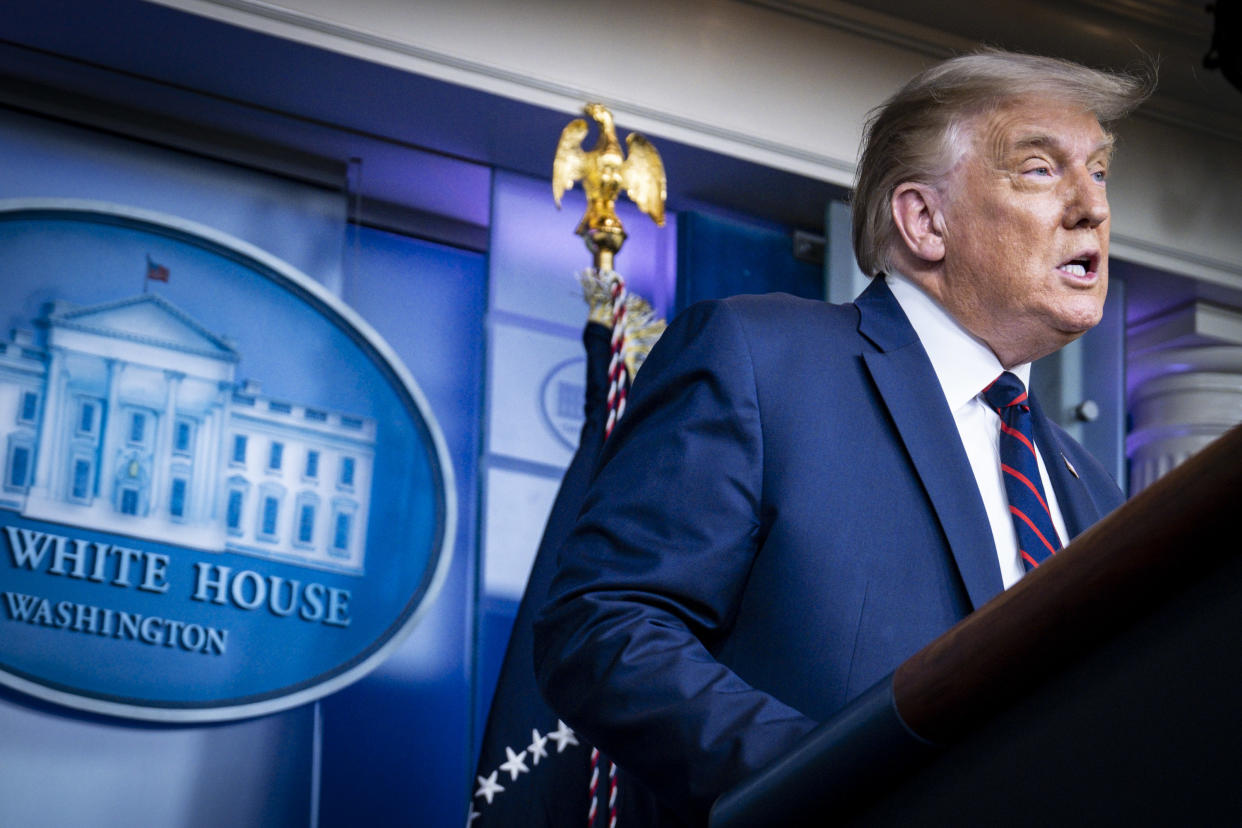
<box><xmin>0</xmin><ymin>201</ymin><xmax>454</xmax><ymax>722</ymax></box>
<box><xmin>2</xmin><ymin>294</ymin><xmax>375</xmax><ymax>574</ymax></box>
<box><xmin>540</xmin><ymin>356</ymin><xmax>587</xmax><ymax>450</ymax></box>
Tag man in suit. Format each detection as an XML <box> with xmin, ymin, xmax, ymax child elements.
<box><xmin>534</xmin><ymin>50</ymin><xmax>1150</xmax><ymax>825</ymax></box>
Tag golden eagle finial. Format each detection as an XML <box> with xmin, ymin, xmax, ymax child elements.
<box><xmin>552</xmin><ymin>102</ymin><xmax>666</xmax><ymax>271</ymax></box>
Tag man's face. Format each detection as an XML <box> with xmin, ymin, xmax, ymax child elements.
<box><xmin>936</xmin><ymin>97</ymin><xmax>1113</xmax><ymax>368</ymax></box>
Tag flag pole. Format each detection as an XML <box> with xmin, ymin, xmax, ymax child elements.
<box><xmin>554</xmin><ymin>102</ymin><xmax>668</xmax><ymax>828</ymax></box>
<box><xmin>469</xmin><ymin>103</ymin><xmax>667</xmax><ymax>827</ymax></box>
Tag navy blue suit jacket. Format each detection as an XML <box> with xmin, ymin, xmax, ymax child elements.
<box><xmin>534</xmin><ymin>278</ymin><xmax>1123</xmax><ymax>824</ymax></box>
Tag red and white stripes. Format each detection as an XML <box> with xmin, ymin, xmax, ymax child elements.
<box><xmin>604</xmin><ymin>273</ymin><xmax>628</xmax><ymax>439</ymax></box>
<box><xmin>592</xmin><ymin>270</ymin><xmax>628</xmax><ymax>825</ymax></box>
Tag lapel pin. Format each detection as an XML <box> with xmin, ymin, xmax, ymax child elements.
<box><xmin>1063</xmin><ymin>454</ymin><xmax>1079</xmax><ymax>479</ymax></box>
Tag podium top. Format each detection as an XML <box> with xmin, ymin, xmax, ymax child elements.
<box><xmin>894</xmin><ymin>421</ymin><xmax>1242</xmax><ymax>743</ymax></box>
<box><xmin>712</xmin><ymin>422</ymin><xmax>1242</xmax><ymax>828</ymax></box>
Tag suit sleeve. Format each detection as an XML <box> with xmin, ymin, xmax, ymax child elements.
<box><xmin>533</xmin><ymin>299</ymin><xmax>818</xmax><ymax>823</ymax></box>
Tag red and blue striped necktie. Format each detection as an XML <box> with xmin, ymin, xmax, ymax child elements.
<box><xmin>982</xmin><ymin>372</ymin><xmax>1062</xmax><ymax>571</ymax></box>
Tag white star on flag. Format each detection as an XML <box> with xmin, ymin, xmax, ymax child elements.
<box><xmin>548</xmin><ymin>719</ymin><xmax>579</xmax><ymax>753</ymax></box>
<box><xmin>474</xmin><ymin>770</ymin><xmax>504</xmax><ymax>805</ymax></box>
<box><xmin>528</xmin><ymin>728</ymin><xmax>549</xmax><ymax>765</ymax></box>
<box><xmin>499</xmin><ymin>746</ymin><xmax>529</xmax><ymax>780</ymax></box>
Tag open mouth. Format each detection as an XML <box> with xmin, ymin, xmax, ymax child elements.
<box><xmin>1057</xmin><ymin>253</ymin><xmax>1098</xmax><ymax>278</ymax></box>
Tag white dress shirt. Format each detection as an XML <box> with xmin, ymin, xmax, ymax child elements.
<box><xmin>886</xmin><ymin>272</ymin><xmax>1069</xmax><ymax>589</ymax></box>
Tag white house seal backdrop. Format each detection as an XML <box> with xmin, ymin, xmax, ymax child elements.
<box><xmin>0</xmin><ymin>200</ymin><xmax>455</xmax><ymax>722</ymax></box>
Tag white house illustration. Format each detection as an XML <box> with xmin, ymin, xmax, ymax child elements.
<box><xmin>0</xmin><ymin>294</ymin><xmax>375</xmax><ymax>576</ymax></box>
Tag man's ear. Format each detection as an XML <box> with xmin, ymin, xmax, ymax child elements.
<box><xmin>891</xmin><ymin>182</ymin><xmax>946</xmax><ymax>264</ymax></box>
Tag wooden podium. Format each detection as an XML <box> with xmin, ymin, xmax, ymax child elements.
<box><xmin>711</xmin><ymin>423</ymin><xmax>1242</xmax><ymax>826</ymax></box>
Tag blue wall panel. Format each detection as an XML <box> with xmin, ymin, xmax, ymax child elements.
<box><xmin>0</xmin><ymin>107</ymin><xmax>489</xmax><ymax>828</ymax></box>
<box><xmin>320</xmin><ymin>226</ymin><xmax>487</xmax><ymax>827</ymax></box>
<box><xmin>676</xmin><ymin>210</ymin><xmax>823</xmax><ymax>312</ymax></box>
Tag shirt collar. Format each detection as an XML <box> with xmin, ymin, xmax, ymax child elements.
<box><xmin>885</xmin><ymin>271</ymin><xmax>1032</xmax><ymax>410</ymax></box>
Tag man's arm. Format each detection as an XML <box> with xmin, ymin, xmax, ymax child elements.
<box><xmin>533</xmin><ymin>299</ymin><xmax>818</xmax><ymax>824</ymax></box>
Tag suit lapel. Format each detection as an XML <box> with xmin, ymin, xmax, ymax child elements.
<box><xmin>856</xmin><ymin>278</ymin><xmax>1005</xmax><ymax>610</ymax></box>
<box><xmin>1028</xmin><ymin>395</ymin><xmax>1101</xmax><ymax>539</ymax></box>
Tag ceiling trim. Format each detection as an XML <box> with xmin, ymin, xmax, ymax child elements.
<box><xmin>747</xmin><ymin>0</ymin><xmax>1242</xmax><ymax>143</ymax></box>
<box><xmin>149</xmin><ymin>0</ymin><xmax>860</xmax><ymax>185</ymax></box>
<box><xmin>1112</xmin><ymin>231</ymin><xmax>1242</xmax><ymax>295</ymax></box>
<box><xmin>740</xmin><ymin>0</ymin><xmax>971</xmax><ymax>59</ymax></box>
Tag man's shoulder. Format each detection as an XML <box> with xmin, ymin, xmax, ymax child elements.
<box><xmin>652</xmin><ymin>294</ymin><xmax>866</xmax><ymax>375</ymax></box>
<box><xmin>681</xmin><ymin>292</ymin><xmax>861</xmax><ymax>339</ymax></box>
<box><xmin>717</xmin><ymin>290</ymin><xmax>853</xmax><ymax>317</ymax></box>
